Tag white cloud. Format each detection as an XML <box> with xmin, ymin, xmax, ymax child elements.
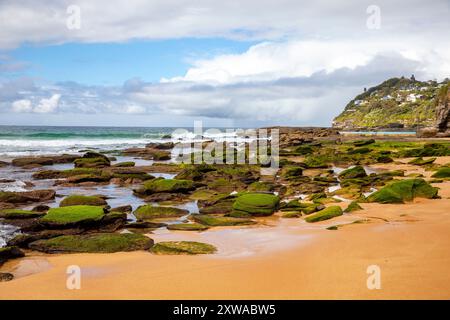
<box><xmin>11</xmin><ymin>99</ymin><xmax>32</xmax><ymax>112</ymax></box>
<box><xmin>33</xmin><ymin>94</ymin><xmax>61</xmax><ymax>113</ymax></box>
<box><xmin>124</xmin><ymin>104</ymin><xmax>146</xmax><ymax>114</ymax></box>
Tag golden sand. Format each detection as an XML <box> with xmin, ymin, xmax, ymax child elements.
<box><xmin>1</xmin><ymin>178</ymin><xmax>449</xmax><ymax>299</ymax></box>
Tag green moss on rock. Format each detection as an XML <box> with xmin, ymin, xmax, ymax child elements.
<box><xmin>142</xmin><ymin>178</ymin><xmax>195</xmax><ymax>194</ymax></box>
<box><xmin>232</xmin><ymin>193</ymin><xmax>280</xmax><ymax>216</ymax></box>
<box><xmin>305</xmin><ymin>206</ymin><xmax>343</xmax><ymax>223</ymax></box>
<box><xmin>167</xmin><ymin>223</ymin><xmax>209</xmax><ymax>231</ymax></box>
<box><xmin>134</xmin><ymin>205</ymin><xmax>189</xmax><ymax>220</ymax></box>
<box><xmin>344</xmin><ymin>201</ymin><xmax>363</xmax><ymax>213</ymax></box>
<box><xmin>366</xmin><ymin>178</ymin><xmax>439</xmax><ymax>204</ymax></box>
<box><xmin>431</xmin><ymin>167</ymin><xmax>450</xmax><ymax>178</ymax></box>
<box><xmin>40</xmin><ymin>205</ymin><xmax>105</xmax><ymax>226</ymax></box>
<box><xmin>192</xmin><ymin>214</ymin><xmax>256</xmax><ymax>226</ymax></box>
<box><xmin>338</xmin><ymin>166</ymin><xmax>367</xmax><ymax>179</ymax></box>
<box><xmin>0</xmin><ymin>209</ymin><xmax>45</xmax><ymax>219</ymax></box>
<box><xmin>408</xmin><ymin>157</ymin><xmax>436</xmax><ymax>166</ymax></box>
<box><xmin>29</xmin><ymin>233</ymin><xmax>153</xmax><ymax>253</ymax></box>
<box><xmin>60</xmin><ymin>195</ymin><xmax>107</xmax><ymax>207</ymax></box>
<box><xmin>150</xmin><ymin>241</ymin><xmax>216</xmax><ymax>255</ymax></box>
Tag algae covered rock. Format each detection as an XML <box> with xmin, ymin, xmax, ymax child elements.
<box><xmin>232</xmin><ymin>193</ymin><xmax>280</xmax><ymax>216</ymax></box>
<box><xmin>150</xmin><ymin>241</ymin><xmax>216</xmax><ymax>255</ymax></box>
<box><xmin>305</xmin><ymin>206</ymin><xmax>343</xmax><ymax>223</ymax></box>
<box><xmin>141</xmin><ymin>178</ymin><xmax>195</xmax><ymax>194</ymax></box>
<box><xmin>0</xmin><ymin>209</ymin><xmax>45</xmax><ymax>219</ymax></box>
<box><xmin>74</xmin><ymin>152</ymin><xmax>111</xmax><ymax>168</ymax></box>
<box><xmin>0</xmin><ymin>189</ymin><xmax>56</xmax><ymax>204</ymax></box>
<box><xmin>0</xmin><ymin>246</ymin><xmax>25</xmax><ymax>266</ymax></box>
<box><xmin>344</xmin><ymin>201</ymin><xmax>363</xmax><ymax>213</ymax></box>
<box><xmin>29</xmin><ymin>233</ymin><xmax>153</xmax><ymax>253</ymax></box>
<box><xmin>192</xmin><ymin>214</ymin><xmax>256</xmax><ymax>226</ymax></box>
<box><xmin>366</xmin><ymin>178</ymin><xmax>439</xmax><ymax>204</ymax></box>
<box><xmin>40</xmin><ymin>205</ymin><xmax>106</xmax><ymax>227</ymax></box>
<box><xmin>134</xmin><ymin>205</ymin><xmax>189</xmax><ymax>220</ymax></box>
<box><xmin>60</xmin><ymin>195</ymin><xmax>107</xmax><ymax>207</ymax></box>
<box><xmin>431</xmin><ymin>167</ymin><xmax>450</xmax><ymax>178</ymax></box>
<box><xmin>338</xmin><ymin>166</ymin><xmax>367</xmax><ymax>180</ymax></box>
<box><xmin>167</xmin><ymin>223</ymin><xmax>209</xmax><ymax>231</ymax></box>
<box><xmin>408</xmin><ymin>157</ymin><xmax>436</xmax><ymax>166</ymax></box>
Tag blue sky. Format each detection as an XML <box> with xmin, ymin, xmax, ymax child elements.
<box><xmin>10</xmin><ymin>39</ymin><xmax>254</xmax><ymax>85</ymax></box>
<box><xmin>0</xmin><ymin>0</ymin><xmax>448</xmax><ymax>127</ymax></box>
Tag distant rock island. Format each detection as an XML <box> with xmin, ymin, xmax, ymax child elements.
<box><xmin>332</xmin><ymin>76</ymin><xmax>449</xmax><ymax>136</ymax></box>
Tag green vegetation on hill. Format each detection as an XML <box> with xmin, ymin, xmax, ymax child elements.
<box><xmin>333</xmin><ymin>77</ymin><xmax>449</xmax><ymax>129</ymax></box>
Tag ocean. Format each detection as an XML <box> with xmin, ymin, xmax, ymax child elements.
<box><xmin>0</xmin><ymin>126</ymin><xmax>180</xmax><ymax>158</ymax></box>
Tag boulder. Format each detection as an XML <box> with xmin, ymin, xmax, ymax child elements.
<box><xmin>0</xmin><ymin>273</ymin><xmax>14</xmax><ymax>282</ymax></box>
<box><xmin>39</xmin><ymin>205</ymin><xmax>106</xmax><ymax>228</ymax></box>
<box><xmin>29</xmin><ymin>233</ymin><xmax>153</xmax><ymax>253</ymax></box>
<box><xmin>338</xmin><ymin>166</ymin><xmax>367</xmax><ymax>180</ymax></box>
<box><xmin>139</xmin><ymin>178</ymin><xmax>195</xmax><ymax>194</ymax></box>
<box><xmin>366</xmin><ymin>179</ymin><xmax>439</xmax><ymax>204</ymax></box>
<box><xmin>344</xmin><ymin>201</ymin><xmax>363</xmax><ymax>213</ymax></box>
<box><xmin>150</xmin><ymin>241</ymin><xmax>216</xmax><ymax>255</ymax></box>
<box><xmin>0</xmin><ymin>189</ymin><xmax>56</xmax><ymax>204</ymax></box>
<box><xmin>232</xmin><ymin>193</ymin><xmax>280</xmax><ymax>216</ymax></box>
<box><xmin>432</xmin><ymin>167</ymin><xmax>450</xmax><ymax>178</ymax></box>
<box><xmin>408</xmin><ymin>157</ymin><xmax>436</xmax><ymax>166</ymax></box>
<box><xmin>59</xmin><ymin>195</ymin><xmax>107</xmax><ymax>207</ymax></box>
<box><xmin>167</xmin><ymin>223</ymin><xmax>209</xmax><ymax>231</ymax></box>
<box><xmin>0</xmin><ymin>209</ymin><xmax>46</xmax><ymax>219</ymax></box>
<box><xmin>191</xmin><ymin>214</ymin><xmax>256</xmax><ymax>226</ymax></box>
<box><xmin>305</xmin><ymin>206</ymin><xmax>343</xmax><ymax>223</ymax></box>
<box><xmin>134</xmin><ymin>205</ymin><xmax>189</xmax><ymax>220</ymax></box>
<box><xmin>0</xmin><ymin>246</ymin><xmax>25</xmax><ymax>266</ymax></box>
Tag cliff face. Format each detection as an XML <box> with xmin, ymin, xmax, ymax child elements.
<box><xmin>332</xmin><ymin>77</ymin><xmax>449</xmax><ymax>131</ymax></box>
<box><xmin>435</xmin><ymin>84</ymin><xmax>450</xmax><ymax>134</ymax></box>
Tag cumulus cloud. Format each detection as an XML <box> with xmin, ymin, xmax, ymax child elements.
<box><xmin>11</xmin><ymin>99</ymin><xmax>32</xmax><ymax>112</ymax></box>
<box><xmin>10</xmin><ymin>94</ymin><xmax>61</xmax><ymax>113</ymax></box>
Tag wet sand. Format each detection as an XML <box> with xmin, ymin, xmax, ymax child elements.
<box><xmin>1</xmin><ymin>181</ymin><xmax>450</xmax><ymax>299</ymax></box>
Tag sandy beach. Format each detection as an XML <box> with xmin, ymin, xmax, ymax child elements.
<box><xmin>1</xmin><ymin>179</ymin><xmax>449</xmax><ymax>300</ymax></box>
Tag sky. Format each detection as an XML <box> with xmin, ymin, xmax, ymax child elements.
<box><xmin>0</xmin><ymin>0</ymin><xmax>449</xmax><ymax>127</ymax></box>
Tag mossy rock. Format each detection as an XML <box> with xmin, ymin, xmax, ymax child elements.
<box><xmin>305</xmin><ymin>206</ymin><xmax>343</xmax><ymax>223</ymax></box>
<box><xmin>401</xmin><ymin>143</ymin><xmax>450</xmax><ymax>157</ymax></box>
<box><xmin>431</xmin><ymin>167</ymin><xmax>450</xmax><ymax>178</ymax></box>
<box><xmin>348</xmin><ymin>147</ymin><xmax>371</xmax><ymax>155</ymax></box>
<box><xmin>150</xmin><ymin>241</ymin><xmax>216</xmax><ymax>255</ymax></box>
<box><xmin>40</xmin><ymin>205</ymin><xmax>105</xmax><ymax>227</ymax></box>
<box><xmin>74</xmin><ymin>157</ymin><xmax>110</xmax><ymax>168</ymax></box>
<box><xmin>0</xmin><ymin>209</ymin><xmax>45</xmax><ymax>219</ymax></box>
<box><xmin>134</xmin><ymin>205</ymin><xmax>189</xmax><ymax>220</ymax></box>
<box><xmin>199</xmin><ymin>198</ymin><xmax>234</xmax><ymax>215</ymax></box>
<box><xmin>142</xmin><ymin>178</ymin><xmax>195</xmax><ymax>194</ymax></box>
<box><xmin>353</xmin><ymin>139</ymin><xmax>375</xmax><ymax>147</ymax></box>
<box><xmin>281</xmin><ymin>211</ymin><xmax>302</xmax><ymax>218</ymax></box>
<box><xmin>29</xmin><ymin>233</ymin><xmax>153</xmax><ymax>253</ymax></box>
<box><xmin>60</xmin><ymin>195</ymin><xmax>107</xmax><ymax>207</ymax></box>
<box><xmin>167</xmin><ymin>223</ymin><xmax>209</xmax><ymax>231</ymax></box>
<box><xmin>366</xmin><ymin>178</ymin><xmax>439</xmax><ymax>204</ymax></box>
<box><xmin>281</xmin><ymin>166</ymin><xmax>303</xmax><ymax>179</ymax></box>
<box><xmin>375</xmin><ymin>155</ymin><xmax>394</xmax><ymax>163</ymax></box>
<box><xmin>338</xmin><ymin>166</ymin><xmax>367</xmax><ymax>179</ymax></box>
<box><xmin>0</xmin><ymin>246</ymin><xmax>25</xmax><ymax>266</ymax></box>
<box><xmin>303</xmin><ymin>156</ymin><xmax>330</xmax><ymax>168</ymax></box>
<box><xmin>189</xmin><ymin>189</ymin><xmax>221</xmax><ymax>201</ymax></box>
<box><xmin>113</xmin><ymin>162</ymin><xmax>135</xmax><ymax>167</ymax></box>
<box><xmin>232</xmin><ymin>193</ymin><xmax>280</xmax><ymax>216</ymax></box>
<box><xmin>408</xmin><ymin>157</ymin><xmax>436</xmax><ymax>166</ymax></box>
<box><xmin>112</xmin><ymin>172</ymin><xmax>154</xmax><ymax>181</ymax></box>
<box><xmin>247</xmin><ymin>181</ymin><xmax>275</xmax><ymax>192</ymax></box>
<box><xmin>192</xmin><ymin>214</ymin><xmax>256</xmax><ymax>226</ymax></box>
<box><xmin>344</xmin><ymin>201</ymin><xmax>363</xmax><ymax>213</ymax></box>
